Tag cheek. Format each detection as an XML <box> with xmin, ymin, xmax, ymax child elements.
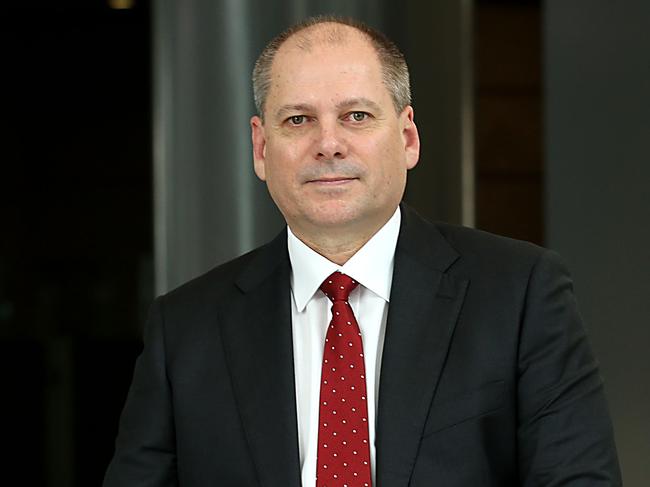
<box><xmin>269</xmin><ymin>128</ymin><xmax>312</xmax><ymax>153</ymax></box>
<box><xmin>376</xmin><ymin>148</ymin><xmax>408</xmax><ymax>195</ymax></box>
<box><xmin>265</xmin><ymin>139</ymin><xmax>305</xmax><ymax>175</ymax></box>
<box><xmin>265</xmin><ymin>167</ymin><xmax>291</xmax><ymax>200</ymax></box>
<box><xmin>263</xmin><ymin>146</ymin><xmax>302</xmax><ymax>199</ymax></box>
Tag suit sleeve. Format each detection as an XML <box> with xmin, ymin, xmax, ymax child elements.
<box><xmin>103</xmin><ymin>297</ymin><xmax>178</xmax><ymax>487</ymax></box>
<box><xmin>516</xmin><ymin>249</ymin><xmax>621</xmax><ymax>486</ymax></box>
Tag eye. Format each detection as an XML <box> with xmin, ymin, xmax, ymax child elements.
<box><xmin>349</xmin><ymin>111</ymin><xmax>368</xmax><ymax>122</ymax></box>
<box><xmin>288</xmin><ymin>115</ymin><xmax>306</xmax><ymax>125</ymax></box>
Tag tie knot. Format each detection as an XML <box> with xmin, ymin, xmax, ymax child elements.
<box><xmin>320</xmin><ymin>271</ymin><xmax>358</xmax><ymax>302</ymax></box>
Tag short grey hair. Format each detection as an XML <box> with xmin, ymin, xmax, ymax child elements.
<box><xmin>252</xmin><ymin>15</ymin><xmax>411</xmax><ymax>119</ymax></box>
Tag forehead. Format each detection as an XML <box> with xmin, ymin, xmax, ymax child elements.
<box><xmin>267</xmin><ymin>26</ymin><xmax>387</xmax><ymax>107</ymax></box>
<box><xmin>274</xmin><ymin>24</ymin><xmax>380</xmax><ymax>70</ymax></box>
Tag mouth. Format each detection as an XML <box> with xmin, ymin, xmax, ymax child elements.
<box><xmin>306</xmin><ymin>176</ymin><xmax>358</xmax><ymax>185</ymax></box>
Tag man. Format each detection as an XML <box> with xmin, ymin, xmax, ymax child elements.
<box><xmin>104</xmin><ymin>16</ymin><xmax>621</xmax><ymax>486</ymax></box>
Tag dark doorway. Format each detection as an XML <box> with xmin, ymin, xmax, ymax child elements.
<box><xmin>2</xmin><ymin>1</ymin><xmax>152</xmax><ymax>485</ymax></box>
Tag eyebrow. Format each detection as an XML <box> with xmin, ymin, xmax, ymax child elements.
<box><xmin>274</xmin><ymin>97</ymin><xmax>384</xmax><ymax>121</ymax></box>
<box><xmin>275</xmin><ymin>104</ymin><xmax>315</xmax><ymax>120</ymax></box>
<box><xmin>336</xmin><ymin>97</ymin><xmax>383</xmax><ymax>114</ymax></box>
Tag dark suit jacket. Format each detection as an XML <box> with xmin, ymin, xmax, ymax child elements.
<box><xmin>104</xmin><ymin>205</ymin><xmax>621</xmax><ymax>486</ymax></box>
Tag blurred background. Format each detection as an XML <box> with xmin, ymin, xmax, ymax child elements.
<box><xmin>1</xmin><ymin>0</ymin><xmax>648</xmax><ymax>485</ymax></box>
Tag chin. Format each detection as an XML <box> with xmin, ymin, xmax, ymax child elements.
<box><xmin>312</xmin><ymin>201</ymin><xmax>355</xmax><ymax>220</ymax></box>
<box><xmin>302</xmin><ymin>202</ymin><xmax>377</xmax><ymax>231</ymax></box>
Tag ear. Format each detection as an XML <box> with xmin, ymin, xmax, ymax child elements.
<box><xmin>250</xmin><ymin>115</ymin><xmax>267</xmax><ymax>181</ymax></box>
<box><xmin>400</xmin><ymin>106</ymin><xmax>420</xmax><ymax>170</ymax></box>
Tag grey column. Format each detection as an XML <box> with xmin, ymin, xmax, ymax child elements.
<box><xmin>153</xmin><ymin>0</ymin><xmax>283</xmax><ymax>294</ymax></box>
<box><xmin>545</xmin><ymin>1</ymin><xmax>650</xmax><ymax>483</ymax></box>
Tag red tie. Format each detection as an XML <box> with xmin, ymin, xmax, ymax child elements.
<box><xmin>316</xmin><ymin>272</ymin><xmax>372</xmax><ymax>487</ymax></box>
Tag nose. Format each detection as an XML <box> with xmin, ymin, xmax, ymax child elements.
<box><xmin>314</xmin><ymin>120</ymin><xmax>348</xmax><ymax>160</ymax></box>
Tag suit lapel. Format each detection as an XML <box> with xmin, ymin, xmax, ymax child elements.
<box><xmin>220</xmin><ymin>230</ymin><xmax>302</xmax><ymax>487</ymax></box>
<box><xmin>376</xmin><ymin>206</ymin><xmax>468</xmax><ymax>486</ymax></box>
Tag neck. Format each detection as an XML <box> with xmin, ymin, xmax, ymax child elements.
<box><xmin>295</xmin><ymin>234</ymin><xmax>368</xmax><ymax>265</ymax></box>
<box><xmin>289</xmin><ymin>212</ymin><xmax>395</xmax><ymax>265</ymax></box>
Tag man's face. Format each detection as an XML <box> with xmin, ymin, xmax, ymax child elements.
<box><xmin>251</xmin><ymin>28</ymin><xmax>420</xmax><ymax>241</ymax></box>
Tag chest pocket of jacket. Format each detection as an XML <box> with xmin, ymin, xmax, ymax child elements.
<box><xmin>422</xmin><ymin>380</ymin><xmax>505</xmax><ymax>437</ymax></box>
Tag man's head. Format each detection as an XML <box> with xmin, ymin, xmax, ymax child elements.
<box><xmin>250</xmin><ymin>17</ymin><xmax>420</xmax><ymax>253</ymax></box>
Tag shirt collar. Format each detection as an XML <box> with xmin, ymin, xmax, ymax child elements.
<box><xmin>287</xmin><ymin>207</ymin><xmax>401</xmax><ymax>312</ymax></box>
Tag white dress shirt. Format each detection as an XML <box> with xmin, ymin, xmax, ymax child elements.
<box><xmin>287</xmin><ymin>207</ymin><xmax>401</xmax><ymax>487</ymax></box>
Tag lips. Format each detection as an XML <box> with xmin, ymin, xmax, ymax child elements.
<box><xmin>300</xmin><ymin>162</ymin><xmax>364</xmax><ymax>185</ymax></box>
<box><xmin>307</xmin><ymin>176</ymin><xmax>358</xmax><ymax>184</ymax></box>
